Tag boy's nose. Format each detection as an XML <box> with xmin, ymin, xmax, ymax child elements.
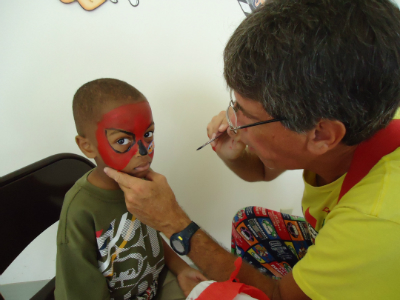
<box><xmin>138</xmin><ymin>140</ymin><xmax>148</xmax><ymax>156</ymax></box>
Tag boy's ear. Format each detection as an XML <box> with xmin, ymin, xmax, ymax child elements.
<box><xmin>306</xmin><ymin>120</ymin><xmax>346</xmax><ymax>155</ymax></box>
<box><xmin>75</xmin><ymin>135</ymin><xmax>97</xmax><ymax>159</ymax></box>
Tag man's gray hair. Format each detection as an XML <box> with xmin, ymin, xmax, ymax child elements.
<box><xmin>224</xmin><ymin>0</ymin><xmax>400</xmax><ymax>145</ymax></box>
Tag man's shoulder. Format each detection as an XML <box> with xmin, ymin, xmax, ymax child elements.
<box><xmin>369</xmin><ymin>146</ymin><xmax>400</xmax><ymax>222</ymax></box>
<box><xmin>361</xmin><ymin>145</ymin><xmax>400</xmax><ymax>198</ymax></box>
<box><xmin>338</xmin><ymin>147</ymin><xmax>400</xmax><ymax>223</ymax></box>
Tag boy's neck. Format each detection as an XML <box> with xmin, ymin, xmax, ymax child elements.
<box><xmin>88</xmin><ymin>167</ymin><xmax>121</xmax><ymax>190</ymax></box>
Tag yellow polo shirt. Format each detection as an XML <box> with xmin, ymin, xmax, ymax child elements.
<box><xmin>293</xmin><ymin>111</ymin><xmax>400</xmax><ymax>299</ymax></box>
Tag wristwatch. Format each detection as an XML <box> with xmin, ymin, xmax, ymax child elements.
<box><xmin>170</xmin><ymin>221</ymin><xmax>200</xmax><ymax>255</ymax></box>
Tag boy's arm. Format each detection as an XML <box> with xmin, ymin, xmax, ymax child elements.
<box><xmin>56</xmin><ymin>199</ymin><xmax>110</xmax><ymax>300</ymax></box>
<box><xmin>56</xmin><ymin>243</ymin><xmax>110</xmax><ymax>300</ymax></box>
<box><xmin>162</xmin><ymin>239</ymin><xmax>207</xmax><ymax>296</ymax></box>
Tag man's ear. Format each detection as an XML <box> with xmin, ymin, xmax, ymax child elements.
<box><xmin>306</xmin><ymin>120</ymin><xmax>346</xmax><ymax>155</ymax></box>
<box><xmin>75</xmin><ymin>135</ymin><xmax>97</xmax><ymax>159</ymax></box>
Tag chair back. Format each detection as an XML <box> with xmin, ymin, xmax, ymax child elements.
<box><xmin>0</xmin><ymin>153</ymin><xmax>95</xmax><ymax>275</ymax></box>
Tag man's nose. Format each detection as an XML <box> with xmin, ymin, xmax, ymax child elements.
<box><xmin>137</xmin><ymin>140</ymin><xmax>148</xmax><ymax>156</ymax></box>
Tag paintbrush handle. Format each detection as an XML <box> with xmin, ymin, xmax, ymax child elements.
<box><xmin>196</xmin><ymin>132</ymin><xmax>224</xmax><ymax>151</ymax></box>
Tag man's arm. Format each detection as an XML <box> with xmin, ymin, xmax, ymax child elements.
<box><xmin>104</xmin><ymin>168</ymin><xmax>310</xmax><ymax>300</ymax></box>
<box><xmin>162</xmin><ymin>239</ymin><xmax>191</xmax><ymax>275</ymax></box>
<box><xmin>162</xmin><ymin>224</ymin><xmax>308</xmax><ymax>300</ymax></box>
<box><xmin>187</xmin><ymin>230</ymin><xmax>308</xmax><ymax>300</ymax></box>
<box><xmin>162</xmin><ymin>239</ymin><xmax>208</xmax><ymax>296</ymax></box>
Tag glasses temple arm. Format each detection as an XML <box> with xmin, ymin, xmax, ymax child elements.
<box><xmin>236</xmin><ymin>118</ymin><xmax>286</xmax><ymax>130</ymax></box>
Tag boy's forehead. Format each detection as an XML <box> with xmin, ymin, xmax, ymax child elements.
<box><xmin>98</xmin><ymin>98</ymin><xmax>147</xmax><ymax>117</ymax></box>
<box><xmin>97</xmin><ymin>101</ymin><xmax>153</xmax><ymax>132</ymax></box>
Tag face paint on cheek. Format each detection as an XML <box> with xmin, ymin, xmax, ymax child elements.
<box><xmin>95</xmin><ymin>102</ymin><xmax>153</xmax><ymax>170</ymax></box>
<box><xmin>147</xmin><ymin>140</ymin><xmax>155</xmax><ymax>157</ymax></box>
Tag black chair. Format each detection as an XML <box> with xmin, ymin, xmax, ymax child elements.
<box><xmin>0</xmin><ymin>153</ymin><xmax>95</xmax><ymax>300</ymax></box>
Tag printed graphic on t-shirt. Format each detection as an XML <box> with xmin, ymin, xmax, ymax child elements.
<box><xmin>96</xmin><ymin>212</ymin><xmax>164</xmax><ymax>300</ymax></box>
<box><xmin>232</xmin><ymin>207</ymin><xmax>312</xmax><ymax>278</ymax></box>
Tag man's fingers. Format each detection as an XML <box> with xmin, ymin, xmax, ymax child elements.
<box><xmin>197</xmin><ymin>273</ymin><xmax>208</xmax><ymax>282</ymax></box>
<box><xmin>207</xmin><ymin>111</ymin><xmax>227</xmax><ymax>138</ymax></box>
<box><xmin>144</xmin><ymin>168</ymin><xmax>160</xmax><ymax>181</ymax></box>
<box><xmin>104</xmin><ymin>167</ymin><xmax>139</xmax><ymax>189</ymax></box>
<box><xmin>218</xmin><ymin>122</ymin><xmax>229</xmax><ymax>133</ymax></box>
<box><xmin>118</xmin><ymin>183</ymin><xmax>132</xmax><ymax>195</ymax></box>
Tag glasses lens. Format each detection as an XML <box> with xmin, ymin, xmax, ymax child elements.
<box><xmin>105</xmin><ymin>129</ymin><xmax>136</xmax><ymax>153</ymax></box>
<box><xmin>227</xmin><ymin>90</ymin><xmax>239</xmax><ymax>133</ymax></box>
<box><xmin>227</xmin><ymin>105</ymin><xmax>238</xmax><ymax>129</ymax></box>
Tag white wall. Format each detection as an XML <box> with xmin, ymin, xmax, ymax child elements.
<box><xmin>1</xmin><ymin>0</ymin><xmax>306</xmax><ymax>284</ymax></box>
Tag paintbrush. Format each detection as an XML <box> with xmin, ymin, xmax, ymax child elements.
<box><xmin>196</xmin><ymin>132</ymin><xmax>225</xmax><ymax>151</ymax></box>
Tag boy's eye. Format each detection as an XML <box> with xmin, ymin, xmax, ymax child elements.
<box><xmin>117</xmin><ymin>138</ymin><xmax>130</xmax><ymax>145</ymax></box>
<box><xmin>105</xmin><ymin>129</ymin><xmax>135</xmax><ymax>153</ymax></box>
<box><xmin>144</xmin><ymin>131</ymin><xmax>154</xmax><ymax>138</ymax></box>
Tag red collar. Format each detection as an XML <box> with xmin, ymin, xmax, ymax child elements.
<box><xmin>338</xmin><ymin>119</ymin><xmax>400</xmax><ymax>203</ymax></box>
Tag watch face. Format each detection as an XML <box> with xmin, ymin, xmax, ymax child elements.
<box><xmin>172</xmin><ymin>239</ymin><xmax>185</xmax><ymax>254</ymax></box>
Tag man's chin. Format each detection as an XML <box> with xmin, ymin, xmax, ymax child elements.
<box><xmin>260</xmin><ymin>158</ymin><xmax>275</xmax><ymax>170</ymax></box>
<box><xmin>247</xmin><ymin>145</ymin><xmax>256</xmax><ymax>153</ymax></box>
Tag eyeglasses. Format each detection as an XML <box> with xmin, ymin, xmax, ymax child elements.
<box><xmin>226</xmin><ymin>90</ymin><xmax>286</xmax><ymax>134</ymax></box>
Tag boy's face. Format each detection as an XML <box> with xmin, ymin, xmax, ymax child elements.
<box><xmin>95</xmin><ymin>101</ymin><xmax>155</xmax><ymax>177</ymax></box>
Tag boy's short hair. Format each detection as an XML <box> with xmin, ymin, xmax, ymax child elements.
<box><xmin>73</xmin><ymin>78</ymin><xmax>145</xmax><ymax>136</ymax></box>
<box><xmin>224</xmin><ymin>0</ymin><xmax>400</xmax><ymax>145</ymax></box>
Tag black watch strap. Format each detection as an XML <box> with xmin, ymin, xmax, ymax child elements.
<box><xmin>170</xmin><ymin>221</ymin><xmax>200</xmax><ymax>255</ymax></box>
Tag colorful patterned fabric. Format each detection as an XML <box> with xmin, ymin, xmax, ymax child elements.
<box><xmin>231</xmin><ymin>206</ymin><xmax>312</xmax><ymax>279</ymax></box>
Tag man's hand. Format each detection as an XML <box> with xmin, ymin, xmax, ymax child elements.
<box><xmin>207</xmin><ymin>111</ymin><xmax>246</xmax><ymax>161</ymax></box>
<box><xmin>207</xmin><ymin>111</ymin><xmax>284</xmax><ymax>182</ymax></box>
<box><xmin>104</xmin><ymin>168</ymin><xmax>191</xmax><ymax>237</ymax></box>
<box><xmin>177</xmin><ymin>267</ymin><xmax>208</xmax><ymax>297</ymax></box>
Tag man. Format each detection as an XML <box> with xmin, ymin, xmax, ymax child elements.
<box><xmin>105</xmin><ymin>0</ymin><xmax>400</xmax><ymax>299</ymax></box>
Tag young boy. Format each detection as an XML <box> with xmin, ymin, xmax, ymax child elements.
<box><xmin>55</xmin><ymin>78</ymin><xmax>205</xmax><ymax>300</ymax></box>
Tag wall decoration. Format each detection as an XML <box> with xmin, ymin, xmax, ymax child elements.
<box><xmin>237</xmin><ymin>0</ymin><xmax>265</xmax><ymax>16</ymax></box>
<box><xmin>60</xmin><ymin>0</ymin><xmax>139</xmax><ymax>11</ymax></box>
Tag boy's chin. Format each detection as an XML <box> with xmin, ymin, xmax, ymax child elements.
<box><xmin>111</xmin><ymin>161</ymin><xmax>152</xmax><ymax>178</ymax></box>
<box><xmin>124</xmin><ymin>168</ymin><xmax>150</xmax><ymax>178</ymax></box>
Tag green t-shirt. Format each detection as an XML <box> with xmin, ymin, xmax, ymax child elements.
<box><xmin>55</xmin><ymin>171</ymin><xmax>165</xmax><ymax>300</ymax></box>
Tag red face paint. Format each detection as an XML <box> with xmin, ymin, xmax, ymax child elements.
<box><xmin>96</xmin><ymin>102</ymin><xmax>154</xmax><ymax>170</ymax></box>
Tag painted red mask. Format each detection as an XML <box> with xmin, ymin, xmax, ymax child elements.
<box><xmin>96</xmin><ymin>102</ymin><xmax>154</xmax><ymax>170</ymax></box>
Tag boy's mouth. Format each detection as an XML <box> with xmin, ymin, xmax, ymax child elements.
<box><xmin>134</xmin><ymin>162</ymin><xmax>150</xmax><ymax>172</ymax></box>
